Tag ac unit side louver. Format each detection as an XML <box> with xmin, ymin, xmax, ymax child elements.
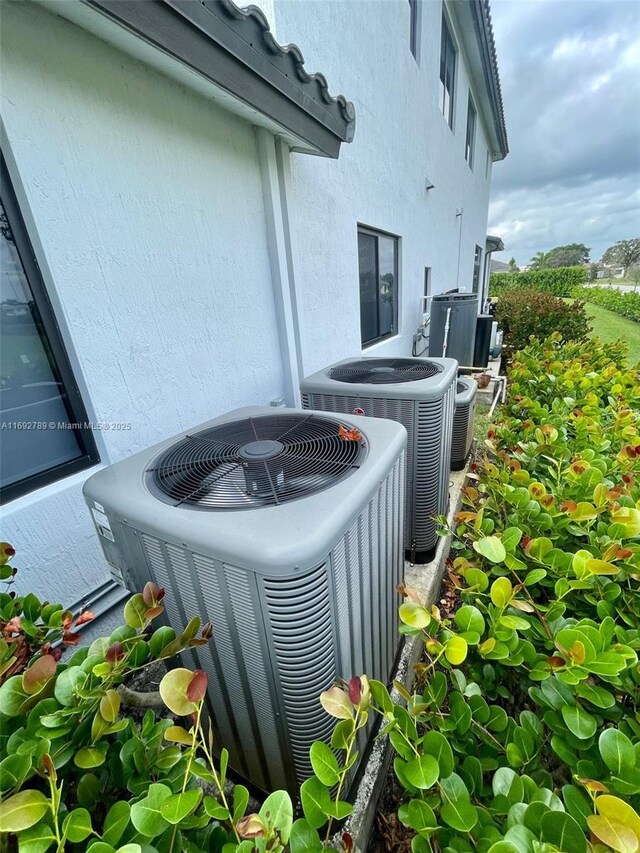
<box><xmin>83</xmin><ymin>407</ymin><xmax>406</xmax><ymax>795</ymax></box>
<box><xmin>451</xmin><ymin>376</ymin><xmax>477</xmax><ymax>470</ymax></box>
<box><xmin>300</xmin><ymin>357</ymin><xmax>456</xmax><ymax>561</ymax></box>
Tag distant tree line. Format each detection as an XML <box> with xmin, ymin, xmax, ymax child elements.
<box><xmin>525</xmin><ymin>238</ymin><xmax>640</xmax><ymax>276</ymax></box>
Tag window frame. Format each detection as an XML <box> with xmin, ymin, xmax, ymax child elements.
<box><xmin>472</xmin><ymin>245</ymin><xmax>483</xmax><ymax>294</ymax></box>
<box><xmin>408</xmin><ymin>0</ymin><xmax>420</xmax><ymax>62</ymax></box>
<box><xmin>439</xmin><ymin>14</ymin><xmax>457</xmax><ymax>129</ymax></box>
<box><xmin>1</xmin><ymin>154</ymin><xmax>99</xmax><ymax>503</ymax></box>
<box><xmin>465</xmin><ymin>93</ymin><xmax>477</xmax><ymax>169</ymax></box>
<box><xmin>357</xmin><ymin>225</ymin><xmax>400</xmax><ymax>349</ymax></box>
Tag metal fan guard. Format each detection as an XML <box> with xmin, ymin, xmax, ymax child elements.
<box><xmin>146</xmin><ymin>413</ymin><xmax>366</xmax><ymax>509</ymax></box>
<box><xmin>329</xmin><ymin>358</ymin><xmax>442</xmax><ymax>385</ymax></box>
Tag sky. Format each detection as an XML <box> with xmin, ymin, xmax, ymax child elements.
<box><xmin>487</xmin><ymin>0</ymin><xmax>640</xmax><ymax>267</ymax></box>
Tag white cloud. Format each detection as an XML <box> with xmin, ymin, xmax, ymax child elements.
<box><xmin>488</xmin><ymin>0</ymin><xmax>640</xmax><ymax>264</ymax></box>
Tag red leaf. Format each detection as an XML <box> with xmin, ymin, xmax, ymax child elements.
<box><xmin>106</xmin><ymin>642</ymin><xmax>125</xmax><ymax>663</ymax></box>
<box><xmin>144</xmin><ymin>605</ymin><xmax>165</xmax><ymax>620</ymax></box>
<box><xmin>62</xmin><ymin>630</ymin><xmax>82</xmax><ymax>646</ymax></box>
<box><xmin>74</xmin><ymin>610</ymin><xmax>95</xmax><ymax>626</ymax></box>
<box><xmin>342</xmin><ymin>833</ymin><xmax>354</xmax><ymax>853</ymax></box>
<box><xmin>348</xmin><ymin>676</ymin><xmax>362</xmax><ymax>705</ymax></box>
<box><xmin>186</xmin><ymin>669</ymin><xmax>208</xmax><ymax>702</ymax></box>
<box><xmin>338</xmin><ymin>425</ymin><xmax>362</xmax><ymax>442</ymax></box>
<box><xmin>143</xmin><ymin>581</ymin><xmax>161</xmax><ymax>606</ymax></box>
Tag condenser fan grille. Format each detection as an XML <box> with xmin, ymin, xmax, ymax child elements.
<box><xmin>147</xmin><ymin>414</ymin><xmax>365</xmax><ymax>509</ymax></box>
<box><xmin>329</xmin><ymin>358</ymin><xmax>442</xmax><ymax>385</ymax></box>
<box><xmin>457</xmin><ymin>381</ymin><xmax>466</xmax><ymax>393</ymax></box>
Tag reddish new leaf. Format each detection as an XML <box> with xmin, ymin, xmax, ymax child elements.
<box><xmin>348</xmin><ymin>677</ymin><xmax>362</xmax><ymax>705</ymax></box>
<box><xmin>106</xmin><ymin>642</ymin><xmax>125</xmax><ymax>663</ymax></box>
<box><xmin>142</xmin><ymin>581</ymin><xmax>162</xmax><ymax>606</ymax></box>
<box><xmin>22</xmin><ymin>654</ymin><xmax>56</xmax><ymax>695</ymax></box>
<box><xmin>62</xmin><ymin>630</ymin><xmax>82</xmax><ymax>646</ymax></box>
<box><xmin>186</xmin><ymin>669</ymin><xmax>208</xmax><ymax>703</ymax></box>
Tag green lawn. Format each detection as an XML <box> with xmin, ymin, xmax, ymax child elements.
<box><xmin>583</xmin><ymin>302</ymin><xmax>640</xmax><ymax>363</ymax></box>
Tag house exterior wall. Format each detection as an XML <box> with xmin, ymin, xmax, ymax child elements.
<box><xmin>0</xmin><ymin>1</ymin><xmax>283</xmax><ymax>603</ymax></box>
<box><xmin>274</xmin><ymin>0</ymin><xmax>494</xmax><ymax>372</ymax></box>
<box><xmin>0</xmin><ymin>0</ymin><xmax>498</xmax><ymax>615</ymax></box>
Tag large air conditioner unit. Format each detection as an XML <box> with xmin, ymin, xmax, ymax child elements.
<box><xmin>451</xmin><ymin>376</ymin><xmax>477</xmax><ymax>470</ymax></box>
<box><xmin>83</xmin><ymin>407</ymin><xmax>406</xmax><ymax>795</ymax></box>
<box><xmin>300</xmin><ymin>357</ymin><xmax>456</xmax><ymax>561</ymax></box>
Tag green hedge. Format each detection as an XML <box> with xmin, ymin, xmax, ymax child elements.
<box><xmin>490</xmin><ymin>266</ymin><xmax>587</xmax><ymax>297</ymax></box>
<box><xmin>573</xmin><ymin>285</ymin><xmax>640</xmax><ymax>322</ymax></box>
<box><xmin>494</xmin><ymin>289</ymin><xmax>590</xmax><ymax>356</ymax></box>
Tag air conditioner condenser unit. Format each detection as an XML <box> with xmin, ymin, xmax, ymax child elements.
<box><xmin>83</xmin><ymin>407</ymin><xmax>406</xmax><ymax>795</ymax></box>
<box><xmin>300</xmin><ymin>357</ymin><xmax>456</xmax><ymax>561</ymax></box>
<box><xmin>451</xmin><ymin>376</ymin><xmax>477</xmax><ymax>470</ymax></box>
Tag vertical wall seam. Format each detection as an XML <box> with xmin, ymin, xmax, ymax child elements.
<box><xmin>255</xmin><ymin>127</ymin><xmax>303</xmax><ymax>407</ymax></box>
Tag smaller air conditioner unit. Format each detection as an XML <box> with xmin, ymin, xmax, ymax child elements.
<box><xmin>300</xmin><ymin>357</ymin><xmax>456</xmax><ymax>561</ymax></box>
<box><xmin>83</xmin><ymin>407</ymin><xmax>406</xmax><ymax>795</ymax></box>
<box><xmin>451</xmin><ymin>376</ymin><xmax>477</xmax><ymax>470</ymax></box>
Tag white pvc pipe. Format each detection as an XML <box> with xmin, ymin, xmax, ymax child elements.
<box><xmin>442</xmin><ymin>307</ymin><xmax>452</xmax><ymax>358</ymax></box>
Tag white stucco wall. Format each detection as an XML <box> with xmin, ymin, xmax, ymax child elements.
<box><xmin>0</xmin><ymin>0</ymin><xmax>499</xmax><ymax>618</ymax></box>
<box><xmin>0</xmin><ymin>1</ymin><xmax>284</xmax><ymax>603</ymax></box>
<box><xmin>274</xmin><ymin>0</ymin><xmax>494</xmax><ymax>372</ymax></box>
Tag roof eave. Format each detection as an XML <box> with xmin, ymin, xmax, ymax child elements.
<box><xmin>37</xmin><ymin>0</ymin><xmax>355</xmax><ymax>158</ymax></box>
<box><xmin>450</xmin><ymin>0</ymin><xmax>508</xmax><ymax>161</ymax></box>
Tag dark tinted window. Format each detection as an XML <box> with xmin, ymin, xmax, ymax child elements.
<box><xmin>1</xmin><ymin>156</ymin><xmax>98</xmax><ymax>502</ymax></box>
<box><xmin>358</xmin><ymin>229</ymin><xmax>399</xmax><ymax>347</ymax></box>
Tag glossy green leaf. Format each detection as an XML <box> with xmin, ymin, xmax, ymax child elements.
<box><xmin>300</xmin><ymin>777</ymin><xmax>331</xmax><ymax>830</ymax></box>
<box><xmin>74</xmin><ymin>748</ymin><xmax>106</xmax><ymax>769</ymax></box>
<box><xmin>309</xmin><ymin>741</ymin><xmax>340</xmax><ymax>787</ymax></box>
<box><xmin>399</xmin><ymin>602</ymin><xmax>431</xmax><ymax>629</ymax></box>
<box><xmin>403</xmin><ymin>755</ymin><xmax>439</xmax><ymax>790</ymax></box>
<box><xmin>599</xmin><ymin>728</ymin><xmax>636</xmax><ymax>776</ymax></box>
<box><xmin>455</xmin><ymin>605</ymin><xmax>485</xmax><ymax>635</ymax></box>
<box><xmin>123</xmin><ymin>594</ymin><xmax>147</xmax><ymax>629</ymax></box>
<box><xmin>490</xmin><ymin>577</ymin><xmax>513</xmax><ymax>607</ymax></box>
<box><xmin>561</xmin><ymin>705</ymin><xmax>597</xmax><ymax>740</ymax></box>
<box><xmin>102</xmin><ymin>801</ymin><xmax>130</xmax><ymax>847</ymax></box>
<box><xmin>540</xmin><ymin>810</ymin><xmax>586</xmax><ymax>853</ymax></box>
<box><xmin>160</xmin><ymin>789</ymin><xmax>202</xmax><ymax>824</ymax></box>
<box><xmin>441</xmin><ymin>799</ymin><xmax>478</xmax><ymax>832</ymax></box>
<box><xmin>289</xmin><ymin>818</ymin><xmax>322</xmax><ymax>853</ymax></box>
<box><xmin>501</xmin><ymin>527</ymin><xmax>523</xmax><ymax>552</ymax></box>
<box><xmin>259</xmin><ymin>790</ymin><xmax>293</xmax><ymax>843</ymax></box>
<box><xmin>159</xmin><ymin>669</ymin><xmax>198</xmax><ymax>717</ymax></box>
<box><xmin>474</xmin><ymin>536</ymin><xmax>507</xmax><ymax>564</ymax></box>
<box><xmin>0</xmin><ymin>790</ymin><xmax>49</xmax><ymax>833</ymax></box>
<box><xmin>445</xmin><ymin>636</ymin><xmax>468</xmax><ymax>665</ymax></box>
<box><xmin>62</xmin><ymin>808</ymin><xmax>93</xmax><ymax>843</ymax></box>
<box><xmin>422</xmin><ymin>730</ymin><xmax>454</xmax><ymax>778</ymax></box>
<box><xmin>15</xmin><ymin>820</ymin><xmax>56</xmax><ymax>853</ymax></box>
<box><xmin>0</xmin><ymin>753</ymin><xmax>32</xmax><ymax>793</ymax></box>
<box><xmin>129</xmin><ymin>782</ymin><xmax>172</xmax><ymax>837</ymax></box>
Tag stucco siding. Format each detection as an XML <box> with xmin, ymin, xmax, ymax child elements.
<box><xmin>0</xmin><ymin>0</ymin><xmax>499</xmax><ymax>613</ymax></box>
<box><xmin>275</xmin><ymin>0</ymin><xmax>494</xmax><ymax>371</ymax></box>
<box><xmin>0</xmin><ymin>1</ymin><xmax>283</xmax><ymax>602</ymax></box>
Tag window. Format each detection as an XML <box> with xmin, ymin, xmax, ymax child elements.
<box><xmin>465</xmin><ymin>95</ymin><xmax>476</xmax><ymax>168</ymax></box>
<box><xmin>472</xmin><ymin>245</ymin><xmax>483</xmax><ymax>294</ymax></box>
<box><xmin>358</xmin><ymin>228</ymin><xmax>399</xmax><ymax>347</ymax></box>
<box><xmin>1</xmin><ymin>155</ymin><xmax>99</xmax><ymax>502</ymax></box>
<box><xmin>408</xmin><ymin>0</ymin><xmax>420</xmax><ymax>61</ymax></box>
<box><xmin>485</xmin><ymin>148</ymin><xmax>491</xmax><ymax>179</ymax></box>
<box><xmin>439</xmin><ymin>15</ymin><xmax>456</xmax><ymax>128</ymax></box>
